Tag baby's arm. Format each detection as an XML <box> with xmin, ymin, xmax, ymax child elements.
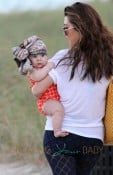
<box><xmin>29</xmin><ymin>62</ymin><xmax>55</xmax><ymax>82</ymax></box>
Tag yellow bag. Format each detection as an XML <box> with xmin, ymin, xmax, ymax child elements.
<box><xmin>104</xmin><ymin>79</ymin><xmax>113</xmax><ymax>145</ymax></box>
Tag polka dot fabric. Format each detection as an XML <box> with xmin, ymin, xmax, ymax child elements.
<box><xmin>38</xmin><ymin>84</ymin><xmax>60</xmax><ymax>115</ymax></box>
<box><xmin>29</xmin><ymin>77</ymin><xmax>60</xmax><ymax>115</ymax></box>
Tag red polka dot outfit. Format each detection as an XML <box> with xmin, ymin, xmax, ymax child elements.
<box><xmin>29</xmin><ymin>77</ymin><xmax>60</xmax><ymax>115</ymax></box>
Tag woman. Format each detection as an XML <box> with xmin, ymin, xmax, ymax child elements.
<box><xmin>32</xmin><ymin>2</ymin><xmax>113</xmax><ymax>175</ymax></box>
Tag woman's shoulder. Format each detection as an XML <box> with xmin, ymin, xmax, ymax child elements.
<box><xmin>49</xmin><ymin>49</ymin><xmax>68</xmax><ymax>64</ymax></box>
<box><xmin>53</xmin><ymin>49</ymin><xmax>68</xmax><ymax>58</ymax></box>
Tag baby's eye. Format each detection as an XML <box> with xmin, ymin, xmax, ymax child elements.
<box><xmin>29</xmin><ymin>54</ymin><xmax>37</xmax><ymax>59</ymax></box>
<box><xmin>33</xmin><ymin>55</ymin><xmax>37</xmax><ymax>58</ymax></box>
<box><xmin>41</xmin><ymin>53</ymin><xmax>46</xmax><ymax>57</ymax></box>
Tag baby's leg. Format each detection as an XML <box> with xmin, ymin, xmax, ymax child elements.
<box><xmin>43</xmin><ymin>99</ymin><xmax>69</xmax><ymax>137</ymax></box>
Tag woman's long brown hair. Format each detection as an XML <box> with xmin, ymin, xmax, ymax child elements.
<box><xmin>59</xmin><ymin>2</ymin><xmax>113</xmax><ymax>82</ymax></box>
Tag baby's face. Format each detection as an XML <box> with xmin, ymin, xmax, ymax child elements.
<box><xmin>29</xmin><ymin>54</ymin><xmax>48</xmax><ymax>68</ymax></box>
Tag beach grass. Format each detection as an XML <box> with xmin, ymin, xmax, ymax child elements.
<box><xmin>0</xmin><ymin>1</ymin><xmax>113</xmax><ymax>162</ymax></box>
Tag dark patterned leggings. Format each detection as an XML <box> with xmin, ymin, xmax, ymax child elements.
<box><xmin>43</xmin><ymin>131</ymin><xmax>103</xmax><ymax>175</ymax></box>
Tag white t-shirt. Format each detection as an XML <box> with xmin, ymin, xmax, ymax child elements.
<box><xmin>46</xmin><ymin>49</ymin><xmax>109</xmax><ymax>141</ymax></box>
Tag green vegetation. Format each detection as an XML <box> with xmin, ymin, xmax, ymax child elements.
<box><xmin>0</xmin><ymin>1</ymin><xmax>113</xmax><ymax>162</ymax></box>
<box><xmin>0</xmin><ymin>9</ymin><xmax>68</xmax><ymax>163</ymax></box>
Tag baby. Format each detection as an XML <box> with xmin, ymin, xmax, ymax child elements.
<box><xmin>12</xmin><ymin>35</ymin><xmax>68</xmax><ymax>137</ymax></box>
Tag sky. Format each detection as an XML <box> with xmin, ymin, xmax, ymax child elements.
<box><xmin>0</xmin><ymin>0</ymin><xmax>91</xmax><ymax>13</ymax></box>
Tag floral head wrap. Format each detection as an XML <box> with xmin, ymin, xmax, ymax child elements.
<box><xmin>12</xmin><ymin>35</ymin><xmax>47</xmax><ymax>75</ymax></box>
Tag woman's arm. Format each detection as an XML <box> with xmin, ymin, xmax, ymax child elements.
<box><xmin>31</xmin><ymin>75</ymin><xmax>54</xmax><ymax>98</ymax></box>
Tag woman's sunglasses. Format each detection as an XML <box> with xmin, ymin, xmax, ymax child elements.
<box><xmin>63</xmin><ymin>26</ymin><xmax>75</xmax><ymax>36</ymax></box>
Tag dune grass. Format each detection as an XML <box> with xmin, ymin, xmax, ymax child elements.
<box><xmin>0</xmin><ymin>9</ymin><xmax>68</xmax><ymax>162</ymax></box>
<box><xmin>0</xmin><ymin>1</ymin><xmax>113</xmax><ymax>162</ymax></box>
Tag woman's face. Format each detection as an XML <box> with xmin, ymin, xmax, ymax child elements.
<box><xmin>63</xmin><ymin>16</ymin><xmax>81</xmax><ymax>48</ymax></box>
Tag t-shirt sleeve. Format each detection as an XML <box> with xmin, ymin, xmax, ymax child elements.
<box><xmin>48</xmin><ymin>69</ymin><xmax>57</xmax><ymax>84</ymax></box>
<box><xmin>48</xmin><ymin>49</ymin><xmax>68</xmax><ymax>84</ymax></box>
<box><xmin>48</xmin><ymin>49</ymin><xmax>68</xmax><ymax>66</ymax></box>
